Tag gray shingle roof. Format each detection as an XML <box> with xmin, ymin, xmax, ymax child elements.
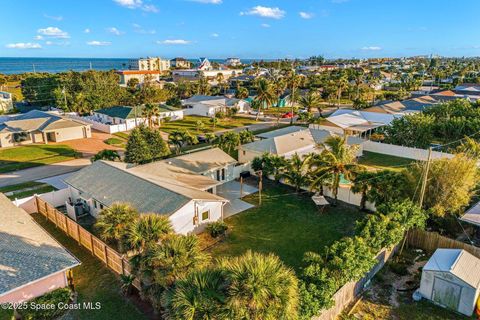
<box><xmin>164</xmin><ymin>148</ymin><xmax>237</xmax><ymax>174</ymax></box>
<box><xmin>256</xmin><ymin>126</ymin><xmax>307</xmax><ymax>139</ymax></box>
<box><xmin>0</xmin><ymin>194</ymin><xmax>80</xmax><ymax>297</ymax></box>
<box><xmin>64</xmin><ymin>161</ymin><xmax>225</xmax><ymax>215</ymax></box>
<box><xmin>0</xmin><ymin>110</ymin><xmax>88</xmax><ymax>133</ymax></box>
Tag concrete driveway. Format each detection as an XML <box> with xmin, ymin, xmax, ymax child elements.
<box><xmin>54</xmin><ymin>130</ymin><xmax>124</xmax><ymax>157</ymax></box>
<box><xmin>216</xmin><ymin>180</ymin><xmax>258</xmax><ymax>218</ymax></box>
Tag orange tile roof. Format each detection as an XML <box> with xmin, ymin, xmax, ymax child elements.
<box><xmin>116</xmin><ymin>70</ymin><xmax>161</xmax><ymax>75</ymax></box>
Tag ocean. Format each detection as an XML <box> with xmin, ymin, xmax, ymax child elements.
<box><xmin>0</xmin><ymin>57</ymin><xmax>264</xmax><ymax>75</ymax></box>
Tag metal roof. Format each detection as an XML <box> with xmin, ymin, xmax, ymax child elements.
<box><xmin>164</xmin><ymin>148</ymin><xmax>237</xmax><ymax>174</ymax></box>
<box><xmin>423</xmin><ymin>248</ymin><xmax>480</xmax><ymax>288</ymax></box>
<box><xmin>0</xmin><ymin>194</ymin><xmax>80</xmax><ymax>297</ymax></box>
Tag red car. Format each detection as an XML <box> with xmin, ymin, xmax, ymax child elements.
<box><xmin>281</xmin><ymin>112</ymin><xmax>294</xmax><ymax>118</ymax></box>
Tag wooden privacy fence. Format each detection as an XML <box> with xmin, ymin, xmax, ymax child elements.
<box><xmin>35</xmin><ymin>197</ymin><xmax>141</xmax><ymax>289</ymax></box>
<box><xmin>407</xmin><ymin>228</ymin><xmax>480</xmax><ymax>259</ymax></box>
<box><xmin>313</xmin><ymin>246</ymin><xmax>397</xmax><ymax>320</ymax></box>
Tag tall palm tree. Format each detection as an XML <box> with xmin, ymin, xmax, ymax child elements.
<box><xmin>299</xmin><ymin>90</ymin><xmax>322</xmax><ymax>115</ymax></box>
<box><xmin>309</xmin><ymin>136</ymin><xmax>360</xmax><ymax>205</ymax></box>
<box><xmin>162</xmin><ymin>269</ymin><xmax>228</xmax><ymax>320</ymax></box>
<box><xmin>95</xmin><ymin>203</ymin><xmax>139</xmax><ymax>252</ymax></box>
<box><xmin>254</xmin><ymin>79</ymin><xmax>276</xmax><ymax>121</ymax></box>
<box><xmin>280</xmin><ymin>154</ymin><xmax>311</xmax><ymax>192</ymax></box>
<box><xmin>220</xmin><ymin>251</ymin><xmax>299</xmax><ymax>320</ymax></box>
<box><xmin>143</xmin><ymin>103</ymin><xmax>160</xmax><ymax>128</ymax></box>
<box><xmin>286</xmin><ymin>71</ymin><xmax>302</xmax><ymax>124</ymax></box>
<box><xmin>351</xmin><ymin>170</ymin><xmax>376</xmax><ymax>211</ymax></box>
<box><xmin>125</xmin><ymin>213</ymin><xmax>173</xmax><ymax>253</ymax></box>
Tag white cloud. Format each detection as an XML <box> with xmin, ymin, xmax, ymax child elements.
<box><xmin>261</xmin><ymin>23</ymin><xmax>271</xmax><ymax>28</ymax></box>
<box><xmin>189</xmin><ymin>0</ymin><xmax>222</xmax><ymax>4</ymax></box>
<box><xmin>37</xmin><ymin>27</ymin><xmax>70</xmax><ymax>39</ymax></box>
<box><xmin>157</xmin><ymin>39</ymin><xmax>191</xmax><ymax>45</ymax></box>
<box><xmin>113</xmin><ymin>0</ymin><xmax>158</xmax><ymax>12</ymax></box>
<box><xmin>240</xmin><ymin>6</ymin><xmax>285</xmax><ymax>19</ymax></box>
<box><xmin>211</xmin><ymin>33</ymin><xmax>219</xmax><ymax>37</ymax></box>
<box><xmin>132</xmin><ymin>24</ymin><xmax>156</xmax><ymax>34</ymax></box>
<box><xmin>107</xmin><ymin>27</ymin><xmax>124</xmax><ymax>35</ymax></box>
<box><xmin>45</xmin><ymin>41</ymin><xmax>53</xmax><ymax>45</ymax></box>
<box><xmin>6</xmin><ymin>42</ymin><xmax>42</xmax><ymax>49</ymax></box>
<box><xmin>34</xmin><ymin>35</ymin><xmax>44</xmax><ymax>40</ymax></box>
<box><xmin>84</xmin><ymin>28</ymin><xmax>91</xmax><ymax>33</ymax></box>
<box><xmin>361</xmin><ymin>46</ymin><xmax>382</xmax><ymax>51</ymax></box>
<box><xmin>299</xmin><ymin>11</ymin><xmax>314</xmax><ymax>19</ymax></box>
<box><xmin>87</xmin><ymin>40</ymin><xmax>112</xmax><ymax>46</ymax></box>
<box><xmin>44</xmin><ymin>14</ymin><xmax>63</xmax><ymax>21</ymax></box>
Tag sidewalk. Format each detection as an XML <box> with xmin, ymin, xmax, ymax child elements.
<box><xmin>0</xmin><ymin>158</ymin><xmax>91</xmax><ymax>187</ymax></box>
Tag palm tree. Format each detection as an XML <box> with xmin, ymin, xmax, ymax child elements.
<box><xmin>143</xmin><ymin>103</ymin><xmax>161</xmax><ymax>128</ymax></box>
<box><xmin>351</xmin><ymin>170</ymin><xmax>375</xmax><ymax>211</ymax></box>
<box><xmin>162</xmin><ymin>269</ymin><xmax>228</xmax><ymax>320</ymax></box>
<box><xmin>215</xmin><ymin>131</ymin><xmax>240</xmax><ymax>154</ymax></box>
<box><xmin>309</xmin><ymin>136</ymin><xmax>360</xmax><ymax>205</ymax></box>
<box><xmin>286</xmin><ymin>71</ymin><xmax>302</xmax><ymax>124</ymax></box>
<box><xmin>220</xmin><ymin>251</ymin><xmax>299</xmax><ymax>320</ymax></box>
<box><xmin>235</xmin><ymin>86</ymin><xmax>249</xmax><ymax>99</ymax></box>
<box><xmin>125</xmin><ymin>213</ymin><xmax>173</xmax><ymax>253</ymax></box>
<box><xmin>254</xmin><ymin>79</ymin><xmax>276</xmax><ymax>121</ymax></box>
<box><xmin>280</xmin><ymin>154</ymin><xmax>311</xmax><ymax>192</ymax></box>
<box><xmin>299</xmin><ymin>90</ymin><xmax>322</xmax><ymax>115</ymax></box>
<box><xmin>168</xmin><ymin>130</ymin><xmax>199</xmax><ymax>154</ymax></box>
<box><xmin>95</xmin><ymin>203</ymin><xmax>139</xmax><ymax>252</ymax></box>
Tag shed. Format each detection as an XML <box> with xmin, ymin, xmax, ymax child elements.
<box><xmin>419</xmin><ymin>248</ymin><xmax>480</xmax><ymax>316</ymax></box>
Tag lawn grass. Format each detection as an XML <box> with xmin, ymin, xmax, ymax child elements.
<box><xmin>112</xmin><ymin>132</ymin><xmax>130</xmax><ymax>140</ymax></box>
<box><xmin>30</xmin><ymin>213</ymin><xmax>149</xmax><ymax>320</ymax></box>
<box><xmin>0</xmin><ymin>181</ymin><xmax>56</xmax><ymax>200</ymax></box>
<box><xmin>104</xmin><ymin>137</ymin><xmax>126</xmax><ymax>148</ymax></box>
<box><xmin>208</xmin><ymin>181</ymin><xmax>364</xmax><ymax>272</ymax></box>
<box><xmin>358</xmin><ymin>151</ymin><xmax>416</xmax><ymax>171</ymax></box>
<box><xmin>0</xmin><ymin>144</ymin><xmax>79</xmax><ymax>173</ymax></box>
<box><xmin>160</xmin><ymin>115</ymin><xmax>259</xmax><ymax>134</ymax></box>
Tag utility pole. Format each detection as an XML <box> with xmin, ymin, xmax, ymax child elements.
<box><xmin>419</xmin><ymin>147</ymin><xmax>433</xmax><ymax>208</ymax></box>
<box><xmin>257</xmin><ymin>170</ymin><xmax>263</xmax><ymax>206</ymax></box>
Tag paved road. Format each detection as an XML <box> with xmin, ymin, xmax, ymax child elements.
<box><xmin>0</xmin><ymin>158</ymin><xmax>91</xmax><ymax>188</ymax></box>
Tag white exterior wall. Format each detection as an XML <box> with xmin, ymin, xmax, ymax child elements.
<box><xmin>50</xmin><ymin>126</ymin><xmax>91</xmax><ymax>142</ymax></box>
<box><xmin>201</xmin><ymin>164</ymin><xmax>236</xmax><ymax>183</ymax></box>
<box><xmin>168</xmin><ymin>200</ymin><xmax>224</xmax><ymax>234</ymax></box>
<box><xmin>182</xmin><ymin>104</ymin><xmax>217</xmax><ymax>117</ymax></box>
<box><xmin>419</xmin><ymin>270</ymin><xmax>479</xmax><ymax>316</ymax></box>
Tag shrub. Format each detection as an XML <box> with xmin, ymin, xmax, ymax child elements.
<box><xmin>17</xmin><ymin>288</ymin><xmax>72</xmax><ymax>320</ymax></box>
<box><xmin>206</xmin><ymin>221</ymin><xmax>228</xmax><ymax>238</ymax></box>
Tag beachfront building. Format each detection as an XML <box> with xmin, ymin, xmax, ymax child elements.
<box><xmin>116</xmin><ymin>70</ymin><xmax>162</xmax><ymax>86</ymax></box>
<box><xmin>0</xmin><ymin>193</ymin><xmax>80</xmax><ymax>304</ymax></box>
<box><xmin>225</xmin><ymin>58</ymin><xmax>242</xmax><ymax>67</ymax></box>
<box><xmin>170</xmin><ymin>57</ymin><xmax>192</xmax><ymax>69</ymax></box>
<box><xmin>129</xmin><ymin>57</ymin><xmax>170</xmax><ymax>72</ymax></box>
<box><xmin>172</xmin><ymin>58</ymin><xmax>242</xmax><ymax>84</ymax></box>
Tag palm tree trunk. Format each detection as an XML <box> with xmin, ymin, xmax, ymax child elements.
<box><xmin>360</xmin><ymin>191</ymin><xmax>366</xmax><ymax>211</ymax></box>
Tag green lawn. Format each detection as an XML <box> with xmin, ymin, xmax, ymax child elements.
<box><xmin>0</xmin><ymin>144</ymin><xmax>79</xmax><ymax>173</ymax></box>
<box><xmin>29</xmin><ymin>213</ymin><xmax>149</xmax><ymax>320</ymax></box>
<box><xmin>112</xmin><ymin>132</ymin><xmax>130</xmax><ymax>140</ymax></box>
<box><xmin>358</xmin><ymin>151</ymin><xmax>416</xmax><ymax>171</ymax></box>
<box><xmin>104</xmin><ymin>137</ymin><xmax>126</xmax><ymax>149</ymax></box>
<box><xmin>0</xmin><ymin>181</ymin><xmax>56</xmax><ymax>200</ymax></box>
<box><xmin>160</xmin><ymin>115</ymin><xmax>259</xmax><ymax>133</ymax></box>
<box><xmin>208</xmin><ymin>182</ymin><xmax>364</xmax><ymax>272</ymax></box>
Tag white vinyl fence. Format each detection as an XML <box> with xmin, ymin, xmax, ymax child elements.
<box><xmin>68</xmin><ymin>115</ymin><xmax>144</xmax><ymax>134</ymax></box>
<box><xmin>363</xmin><ymin>141</ymin><xmax>454</xmax><ymax>161</ymax></box>
<box><xmin>13</xmin><ymin>188</ymin><xmax>69</xmax><ymax>214</ymax></box>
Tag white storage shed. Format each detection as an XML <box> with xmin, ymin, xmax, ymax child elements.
<box><xmin>419</xmin><ymin>248</ymin><xmax>480</xmax><ymax>316</ymax></box>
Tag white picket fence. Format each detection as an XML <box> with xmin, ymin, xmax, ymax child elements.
<box><xmin>363</xmin><ymin>141</ymin><xmax>454</xmax><ymax>161</ymax></box>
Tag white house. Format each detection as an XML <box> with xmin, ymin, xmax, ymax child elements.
<box><xmin>225</xmin><ymin>58</ymin><xmax>242</xmax><ymax>67</ymax></box>
<box><xmin>0</xmin><ymin>193</ymin><xmax>80</xmax><ymax>304</ymax></box>
<box><xmin>64</xmin><ymin>160</ymin><xmax>229</xmax><ymax>234</ymax></box>
<box><xmin>0</xmin><ymin>110</ymin><xmax>91</xmax><ymax>148</ymax></box>
<box><xmin>238</xmin><ymin>127</ymin><xmax>364</xmax><ymax>163</ymax></box>
<box><xmin>182</xmin><ymin>95</ymin><xmax>250</xmax><ymax>117</ymax></box>
<box><xmin>419</xmin><ymin>248</ymin><xmax>480</xmax><ymax>316</ymax></box>
<box><xmin>0</xmin><ymin>91</ymin><xmax>13</xmax><ymax>112</ymax></box>
<box><xmin>93</xmin><ymin>105</ymin><xmax>183</xmax><ymax>126</ymax></box>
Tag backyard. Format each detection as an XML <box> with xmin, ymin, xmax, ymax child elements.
<box><xmin>0</xmin><ymin>181</ymin><xmax>56</xmax><ymax>200</ymax></box>
<box><xmin>0</xmin><ymin>144</ymin><xmax>79</xmax><ymax>173</ymax></box>
<box><xmin>208</xmin><ymin>181</ymin><xmax>365</xmax><ymax>271</ymax></box>
<box><xmin>344</xmin><ymin>248</ymin><xmax>468</xmax><ymax>320</ymax></box>
<box><xmin>159</xmin><ymin>115</ymin><xmax>260</xmax><ymax>133</ymax></box>
<box><xmin>358</xmin><ymin>151</ymin><xmax>416</xmax><ymax>172</ymax></box>
<box><xmin>27</xmin><ymin>213</ymin><xmax>151</xmax><ymax>320</ymax></box>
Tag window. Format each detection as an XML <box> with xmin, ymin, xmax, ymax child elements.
<box><xmin>201</xmin><ymin>210</ymin><xmax>209</xmax><ymax>221</ymax></box>
<box><xmin>216</xmin><ymin>170</ymin><xmax>220</xmax><ymax>181</ymax></box>
<box><xmin>100</xmin><ymin>204</ymin><xmax>104</xmax><ymax>210</ymax></box>
<box><xmin>221</xmin><ymin>168</ymin><xmax>225</xmax><ymax>181</ymax></box>
<box><xmin>93</xmin><ymin>201</ymin><xmax>97</xmax><ymax>209</ymax></box>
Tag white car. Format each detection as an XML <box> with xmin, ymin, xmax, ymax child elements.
<box><xmin>248</xmin><ymin>110</ymin><xmax>264</xmax><ymax>116</ymax></box>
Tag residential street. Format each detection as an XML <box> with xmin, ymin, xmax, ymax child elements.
<box><xmin>0</xmin><ymin>158</ymin><xmax>91</xmax><ymax>187</ymax></box>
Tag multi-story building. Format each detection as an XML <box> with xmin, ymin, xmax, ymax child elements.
<box><xmin>128</xmin><ymin>57</ymin><xmax>170</xmax><ymax>72</ymax></box>
<box><xmin>225</xmin><ymin>57</ymin><xmax>242</xmax><ymax>67</ymax></box>
<box><xmin>170</xmin><ymin>57</ymin><xmax>192</xmax><ymax>69</ymax></box>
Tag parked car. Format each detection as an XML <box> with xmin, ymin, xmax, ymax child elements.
<box><xmin>281</xmin><ymin>112</ymin><xmax>294</xmax><ymax>118</ymax></box>
<box><xmin>249</xmin><ymin>110</ymin><xmax>264</xmax><ymax>116</ymax></box>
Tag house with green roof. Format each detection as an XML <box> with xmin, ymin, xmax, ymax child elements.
<box><xmin>93</xmin><ymin>104</ymin><xmax>183</xmax><ymax>128</ymax></box>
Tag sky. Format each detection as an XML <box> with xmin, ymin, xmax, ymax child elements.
<box><xmin>1</xmin><ymin>0</ymin><xmax>480</xmax><ymax>59</ymax></box>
